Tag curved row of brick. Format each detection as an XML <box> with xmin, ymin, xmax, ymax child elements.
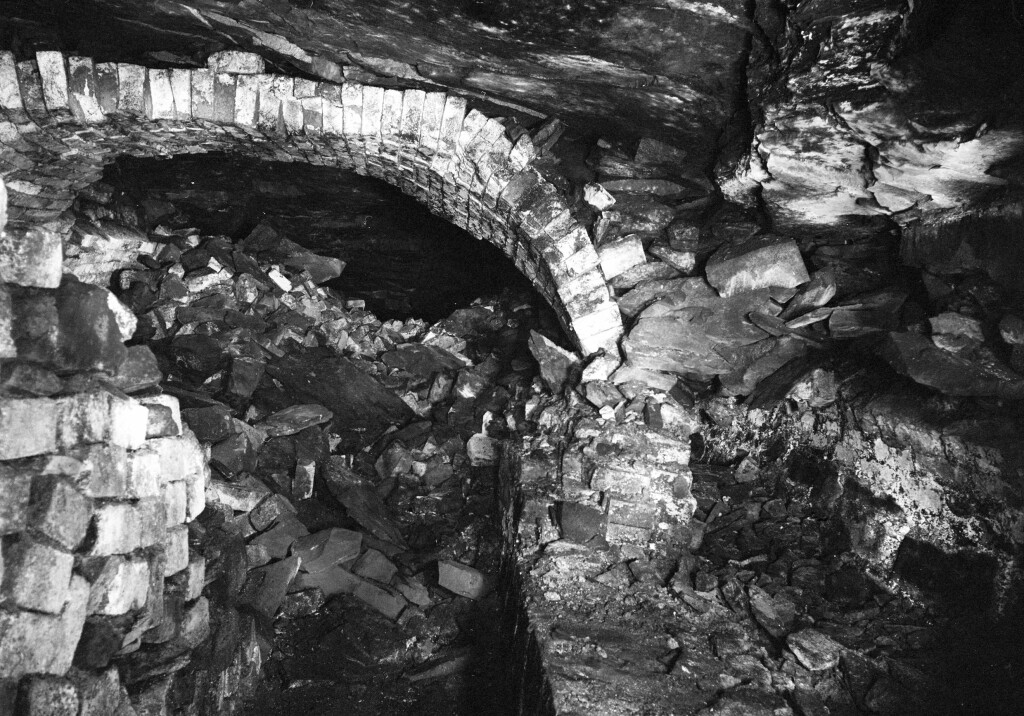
<box><xmin>0</xmin><ymin>50</ymin><xmax>623</xmax><ymax>355</ymax></box>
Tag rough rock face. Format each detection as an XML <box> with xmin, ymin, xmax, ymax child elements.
<box><xmin>731</xmin><ymin>0</ymin><xmax>1024</xmax><ymax>235</ymax></box>
<box><xmin>2</xmin><ymin>0</ymin><xmax>752</xmax><ymax>164</ymax></box>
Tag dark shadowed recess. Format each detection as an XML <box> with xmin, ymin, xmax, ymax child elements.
<box><xmin>100</xmin><ymin>153</ymin><xmax>534</xmax><ymax>322</ymax></box>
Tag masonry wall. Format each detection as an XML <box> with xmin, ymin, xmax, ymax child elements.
<box><xmin>0</xmin><ymin>50</ymin><xmax>623</xmax><ymax>358</ymax></box>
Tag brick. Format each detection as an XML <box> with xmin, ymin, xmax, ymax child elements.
<box><xmin>191</xmin><ymin>68</ymin><xmax>215</xmax><ymax>121</ymax></box>
<box><xmin>108</xmin><ymin>396</ymin><xmax>149</xmax><ymax>450</ymax></box>
<box><xmin>301</xmin><ymin>96</ymin><xmax>323</xmax><ymax>134</ymax></box>
<box><xmin>4</xmin><ymin>539</ymin><xmax>74</xmax><ymax>613</ymax></box>
<box><xmin>0</xmin><ymin>52</ymin><xmax>23</xmax><ymax>111</ymax></box>
<box><xmin>88</xmin><ymin>499</ymin><xmax>164</xmax><ymax>556</ymax></box>
<box><xmin>94</xmin><ymin>63</ymin><xmax>118</xmax><ymax>114</ymax></box>
<box><xmin>255</xmin><ymin>74</ymin><xmax>280</xmax><ymax>131</ymax></box>
<box><xmin>0</xmin><ymin>225</ymin><xmax>63</xmax><ymax>288</ymax></box>
<box><xmin>176</xmin><ymin>556</ymin><xmax>205</xmax><ymax>601</ymax></box>
<box><xmin>341</xmin><ymin>83</ymin><xmax>364</xmax><ymax>155</ymax></box>
<box><xmin>604</xmin><ymin>522</ymin><xmax>651</xmax><ymax>545</ymax></box>
<box><xmin>116</xmin><ymin>64</ymin><xmax>145</xmax><ymax>115</ymax></box>
<box><xmin>30</xmin><ymin>477</ymin><xmax>91</xmax><ymax>550</ymax></box>
<box><xmin>15</xmin><ymin>60</ymin><xmax>47</xmax><ymax>122</ymax></box>
<box><xmin>164</xmin><ymin>524</ymin><xmax>189</xmax><ymax>575</ymax></box>
<box><xmin>360</xmin><ymin>85</ymin><xmax>385</xmax><ymax>141</ymax></box>
<box><xmin>169</xmin><ymin>68</ymin><xmax>192</xmax><ymax>120</ymax></box>
<box><xmin>84</xmin><ymin>555</ymin><xmax>150</xmax><ymax>616</ymax></box>
<box><xmin>67</xmin><ymin>56</ymin><xmax>104</xmax><ymax>123</ymax></box>
<box><xmin>234</xmin><ymin>73</ymin><xmax>258</xmax><ymax>126</ymax></box>
<box><xmin>213</xmin><ymin>72</ymin><xmax>236</xmax><ymax>123</ymax></box>
<box><xmin>139</xmin><ymin>394</ymin><xmax>182</xmax><ymax>438</ymax></box>
<box><xmin>36</xmin><ymin>51</ymin><xmax>69</xmax><ymax>111</ymax></box>
<box><xmin>418</xmin><ymin>91</ymin><xmax>447</xmax><ymax>155</ymax></box>
<box><xmin>18</xmin><ymin>675</ymin><xmax>79</xmax><ymax>715</ymax></box>
<box><xmin>207</xmin><ymin>50</ymin><xmax>265</xmax><ymax>75</ymax></box>
<box><xmin>126</xmin><ymin>448</ymin><xmax>161</xmax><ymax>500</ymax></box>
<box><xmin>162</xmin><ymin>479</ymin><xmax>188</xmax><ymax>526</ymax></box>
<box><xmin>144</xmin><ymin>68</ymin><xmax>175</xmax><ymax>120</ymax></box>
<box><xmin>0</xmin><ymin>397</ymin><xmax>57</xmax><ymax>459</ymax></box>
<box><xmin>380</xmin><ymin>88</ymin><xmax>403</xmax><ymax>141</ymax></box>
<box><xmin>0</xmin><ymin>573</ymin><xmax>88</xmax><ymax>678</ymax></box>
<box><xmin>56</xmin><ymin>391</ymin><xmax>110</xmax><ymax>449</ymax></box>
<box><xmin>281</xmin><ymin>96</ymin><xmax>303</xmax><ymax>133</ymax></box>
<box><xmin>607</xmin><ymin>497</ymin><xmax>660</xmax><ymax>529</ymax></box>
<box><xmin>70</xmin><ymin>443</ymin><xmax>129</xmax><ymax>498</ymax></box>
<box><xmin>0</xmin><ymin>464</ymin><xmax>32</xmax><ymax>535</ymax></box>
<box><xmin>399</xmin><ymin>89</ymin><xmax>426</xmax><ymax>140</ymax></box>
<box><xmin>322</xmin><ymin>95</ymin><xmax>344</xmax><ymax>135</ymax></box>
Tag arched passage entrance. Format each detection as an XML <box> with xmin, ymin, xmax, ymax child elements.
<box><xmin>0</xmin><ymin>50</ymin><xmax>622</xmax><ymax>355</ymax></box>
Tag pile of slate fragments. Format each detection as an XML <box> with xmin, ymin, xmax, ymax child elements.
<box><xmin>112</xmin><ymin>220</ymin><xmax>549</xmax><ymax>713</ymax></box>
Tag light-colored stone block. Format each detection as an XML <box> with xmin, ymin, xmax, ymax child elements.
<box><xmin>0</xmin><ymin>225</ymin><xmax>63</xmax><ymax>288</ymax></box>
<box><xmin>213</xmin><ymin>72</ymin><xmax>236</xmax><ymax>123</ymax></box>
<box><xmin>597</xmin><ymin>234</ymin><xmax>647</xmax><ymax>280</ymax></box>
<box><xmin>0</xmin><ymin>285</ymin><xmax>14</xmax><ymax>359</ymax></box>
<box><xmin>164</xmin><ymin>524</ymin><xmax>190</xmax><ymax>575</ymax></box>
<box><xmin>0</xmin><ymin>574</ymin><xmax>88</xmax><ymax>678</ymax></box>
<box><xmin>207</xmin><ymin>50</ymin><xmax>265</xmax><ymax>75</ymax></box>
<box><xmin>67</xmin><ymin>56</ymin><xmax>104</xmax><ymax>123</ymax></box>
<box><xmin>0</xmin><ymin>51</ymin><xmax>23</xmax><ymax>111</ymax></box>
<box><xmin>0</xmin><ymin>397</ymin><xmax>57</xmax><ymax>459</ymax></box>
<box><xmin>70</xmin><ymin>443</ymin><xmax>129</xmax><ymax>498</ymax></box>
<box><xmin>35</xmin><ymin>51</ymin><xmax>69</xmax><ymax>111</ymax></box>
<box><xmin>191</xmin><ymin>68</ymin><xmax>215</xmax><ymax>121</ymax></box>
<box><xmin>6</xmin><ymin>539</ymin><xmax>74</xmax><ymax>614</ymax></box>
<box><xmin>116</xmin><ymin>64</ymin><xmax>145</xmax><ymax>114</ymax></box>
<box><xmin>169</xmin><ymin>68</ymin><xmax>192</xmax><ymax>119</ymax></box>
<box><xmin>163</xmin><ymin>479</ymin><xmax>188</xmax><ymax>526</ymax></box>
<box><xmin>56</xmin><ymin>390</ymin><xmax>110</xmax><ymax>449</ymax></box>
<box><xmin>0</xmin><ymin>464</ymin><xmax>31</xmax><ymax>535</ymax></box>
<box><xmin>234</xmin><ymin>73</ymin><xmax>258</xmax><ymax>126</ymax></box>
<box><xmin>419</xmin><ymin>91</ymin><xmax>447</xmax><ymax>154</ymax></box>
<box><xmin>108</xmin><ymin>395</ymin><xmax>148</xmax><ymax>449</ymax></box>
<box><xmin>144</xmin><ymin>68</ymin><xmax>175</xmax><ymax>120</ymax></box>
<box><xmin>30</xmin><ymin>477</ymin><xmax>91</xmax><ymax>551</ymax></box>
<box><xmin>86</xmin><ymin>555</ymin><xmax>150</xmax><ymax>615</ymax></box>
<box><xmin>88</xmin><ymin>499</ymin><xmax>164</xmax><ymax>555</ymax></box>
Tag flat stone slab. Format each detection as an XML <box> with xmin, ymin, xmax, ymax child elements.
<box><xmin>705</xmin><ymin>234</ymin><xmax>809</xmax><ymax>297</ymax></box>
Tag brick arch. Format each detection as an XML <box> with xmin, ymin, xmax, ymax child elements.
<box><xmin>0</xmin><ymin>51</ymin><xmax>622</xmax><ymax>355</ymax></box>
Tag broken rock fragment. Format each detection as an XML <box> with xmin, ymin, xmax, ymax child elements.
<box><xmin>260</xmin><ymin>403</ymin><xmax>333</xmax><ymax>437</ymax></box>
<box><xmin>528</xmin><ymin>330</ymin><xmax>578</xmax><ymax>393</ymax></box>
<box><xmin>786</xmin><ymin>629</ymin><xmax>843</xmax><ymax>671</ymax></box>
<box><xmin>437</xmin><ymin>559</ymin><xmax>491</xmax><ymax>599</ymax></box>
<box><xmin>705</xmin><ymin>234</ymin><xmax>810</xmax><ymax>297</ymax></box>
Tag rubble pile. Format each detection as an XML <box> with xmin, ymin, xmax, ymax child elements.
<box><xmin>572</xmin><ymin>139</ymin><xmax>1024</xmax><ymax>404</ymax></box>
<box><xmin>107</xmin><ymin>219</ymin><xmax>548</xmax><ymax>713</ymax></box>
<box><xmin>500</xmin><ymin>361</ymin><xmax>1024</xmax><ymax>716</ymax></box>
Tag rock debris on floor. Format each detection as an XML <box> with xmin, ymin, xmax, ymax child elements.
<box><xmin>110</xmin><ymin>220</ymin><xmax>556</xmax><ymax>714</ymax></box>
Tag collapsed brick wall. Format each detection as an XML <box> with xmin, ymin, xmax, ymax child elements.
<box><xmin>0</xmin><ymin>49</ymin><xmax>623</xmax><ymax>357</ymax></box>
<box><xmin>0</xmin><ymin>281</ymin><xmax>218</xmax><ymax>712</ymax></box>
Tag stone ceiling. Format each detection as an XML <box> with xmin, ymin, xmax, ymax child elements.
<box><xmin>3</xmin><ymin>0</ymin><xmax>1023</xmax><ymax>234</ymax></box>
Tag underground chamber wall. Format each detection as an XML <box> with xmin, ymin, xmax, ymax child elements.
<box><xmin>4</xmin><ymin>157</ymin><xmax>568</xmax><ymax>714</ymax></box>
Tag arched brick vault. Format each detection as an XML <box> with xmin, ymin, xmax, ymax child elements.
<box><xmin>0</xmin><ymin>51</ymin><xmax>623</xmax><ymax>356</ymax></box>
